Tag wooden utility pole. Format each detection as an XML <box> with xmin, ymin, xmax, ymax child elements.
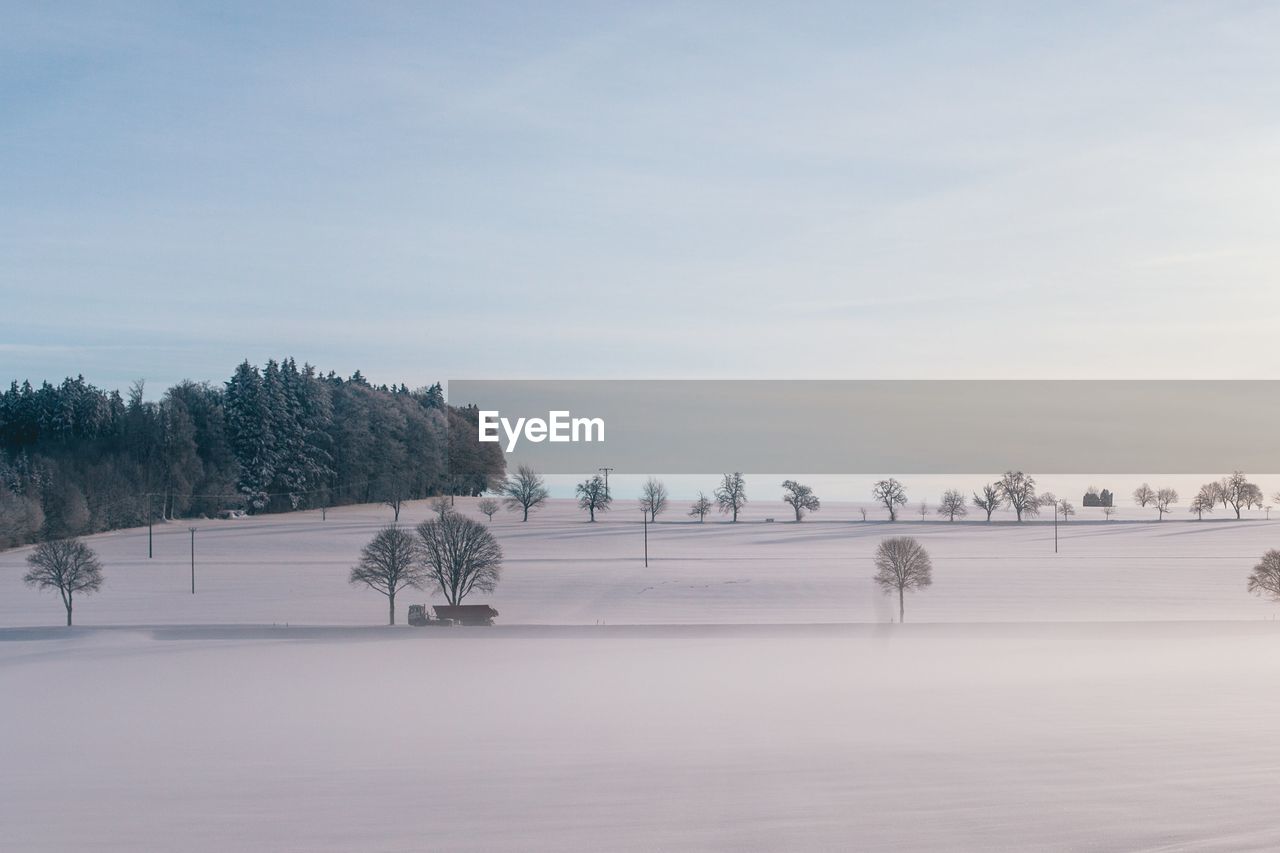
<box><xmin>598</xmin><ymin>467</ymin><xmax>614</xmax><ymax>498</ymax></box>
<box><xmin>147</xmin><ymin>494</ymin><xmax>153</xmax><ymax>559</ymax></box>
<box><xmin>189</xmin><ymin>527</ymin><xmax>197</xmax><ymax>593</ymax></box>
<box><xmin>642</xmin><ymin>508</ymin><xmax>648</xmax><ymax>567</ymax></box>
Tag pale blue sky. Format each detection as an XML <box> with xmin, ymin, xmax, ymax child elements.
<box><xmin>3</xmin><ymin>2</ymin><xmax>1279</xmax><ymax>392</ymax></box>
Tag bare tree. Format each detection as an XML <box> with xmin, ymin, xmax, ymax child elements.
<box><xmin>999</xmin><ymin>471</ymin><xmax>1039</xmax><ymax>522</ymax></box>
<box><xmin>1214</xmin><ymin>471</ymin><xmax>1261</xmax><ymax>519</ymax></box>
<box><xmin>781</xmin><ymin>480</ymin><xmax>820</xmax><ymax>521</ymax></box>
<box><xmin>972</xmin><ymin>482</ymin><xmax>1003</xmax><ymax>522</ymax></box>
<box><xmin>715</xmin><ymin>472</ymin><xmax>748</xmax><ymax>522</ymax></box>
<box><xmin>1247</xmin><ymin>550</ymin><xmax>1280</xmax><ymax>601</ymax></box>
<box><xmin>689</xmin><ymin>491</ymin><xmax>712</xmax><ymax>522</ymax></box>
<box><xmin>477</xmin><ymin>497</ymin><xmax>500</xmax><ymax>520</ymax></box>
<box><xmin>640</xmin><ymin>477</ymin><xmax>669</xmax><ymax>522</ymax></box>
<box><xmin>23</xmin><ymin>538</ymin><xmax>104</xmax><ymax>626</ymax></box>
<box><xmin>872</xmin><ymin>536</ymin><xmax>933</xmax><ymax>622</ymax></box>
<box><xmin>1190</xmin><ymin>484</ymin><xmax>1216</xmax><ymax>520</ymax></box>
<box><xmin>1154</xmin><ymin>488</ymin><xmax>1178</xmax><ymax>521</ymax></box>
<box><xmin>937</xmin><ymin>489</ymin><xmax>967</xmax><ymax>521</ymax></box>
<box><xmin>349</xmin><ymin>525</ymin><xmax>426</xmax><ymax>625</ymax></box>
<box><xmin>430</xmin><ymin>496</ymin><xmax>453</xmax><ymax>520</ymax></box>
<box><xmin>1132</xmin><ymin>483</ymin><xmax>1155</xmax><ymax>508</ymax></box>
<box><xmin>917</xmin><ymin>500</ymin><xmax>928</xmax><ymax>521</ymax></box>
<box><xmin>872</xmin><ymin>478</ymin><xmax>907</xmax><ymax>521</ymax></box>
<box><xmin>502</xmin><ymin>465</ymin><xmax>549</xmax><ymax>522</ymax></box>
<box><xmin>1057</xmin><ymin>498</ymin><xmax>1075</xmax><ymax>521</ymax></box>
<box><xmin>1103</xmin><ymin>505</ymin><xmax>1117</xmax><ymax>521</ymax></box>
<box><xmin>416</xmin><ymin>514</ymin><xmax>503</xmax><ymax>606</ymax></box>
<box><xmin>382</xmin><ymin>481</ymin><xmax>406</xmax><ymax>522</ymax></box>
<box><xmin>576</xmin><ymin>474</ymin><xmax>611</xmax><ymax>521</ymax></box>
<box><xmin>859</xmin><ymin>507</ymin><xmax>867</xmax><ymax>521</ymax></box>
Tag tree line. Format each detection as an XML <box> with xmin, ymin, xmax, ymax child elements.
<box><xmin>0</xmin><ymin>360</ymin><xmax>505</xmax><ymax>547</ymax></box>
<box><xmin>489</xmin><ymin>468</ymin><xmax>1274</xmax><ymax>524</ymax></box>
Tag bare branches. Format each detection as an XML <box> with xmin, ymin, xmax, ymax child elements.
<box><xmin>937</xmin><ymin>489</ymin><xmax>967</xmax><ymax>521</ymax></box>
<box><xmin>972</xmin><ymin>483</ymin><xmax>1003</xmax><ymax>522</ymax></box>
<box><xmin>1248</xmin><ymin>550</ymin><xmax>1280</xmax><ymax>601</ymax></box>
<box><xmin>872</xmin><ymin>536</ymin><xmax>933</xmax><ymax>622</ymax></box>
<box><xmin>501</xmin><ymin>465</ymin><xmax>549</xmax><ymax>522</ymax></box>
<box><xmin>23</xmin><ymin>538</ymin><xmax>104</xmax><ymax>626</ymax></box>
<box><xmin>872</xmin><ymin>478</ymin><xmax>907</xmax><ymax>521</ymax></box>
<box><xmin>998</xmin><ymin>471</ymin><xmax>1038</xmax><ymax>522</ymax></box>
<box><xmin>715</xmin><ymin>473</ymin><xmax>747</xmax><ymax>522</ymax></box>
<box><xmin>349</xmin><ymin>525</ymin><xmax>427</xmax><ymax>624</ymax></box>
<box><xmin>477</xmin><ymin>497</ymin><xmax>500</xmax><ymax>520</ymax></box>
<box><xmin>416</xmin><ymin>514</ymin><xmax>503</xmax><ymax>606</ymax></box>
<box><xmin>781</xmin><ymin>480</ymin><xmax>820</xmax><ymax>522</ymax></box>
<box><xmin>688</xmin><ymin>492</ymin><xmax>712</xmax><ymax>522</ymax></box>
<box><xmin>640</xmin><ymin>477</ymin><xmax>669</xmax><ymax>522</ymax></box>
<box><xmin>575</xmin><ymin>475</ymin><xmax>611</xmax><ymax>522</ymax></box>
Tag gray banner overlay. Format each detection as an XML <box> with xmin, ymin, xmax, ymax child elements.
<box><xmin>448</xmin><ymin>380</ymin><xmax>1280</xmax><ymax>474</ymax></box>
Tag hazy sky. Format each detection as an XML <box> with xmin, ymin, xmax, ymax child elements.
<box><xmin>4</xmin><ymin>2</ymin><xmax>1279</xmax><ymax>393</ymax></box>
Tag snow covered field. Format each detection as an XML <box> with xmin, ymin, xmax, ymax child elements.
<box><xmin>4</xmin><ymin>499</ymin><xmax>1280</xmax><ymax>851</ymax></box>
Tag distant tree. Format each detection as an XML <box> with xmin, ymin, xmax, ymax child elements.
<box><xmin>859</xmin><ymin>507</ymin><xmax>867</xmax><ymax>521</ymax></box>
<box><xmin>477</xmin><ymin>497</ymin><xmax>500</xmax><ymax>521</ymax></box>
<box><xmin>781</xmin><ymin>480</ymin><xmax>820</xmax><ymax>521</ymax></box>
<box><xmin>1247</xmin><ymin>550</ymin><xmax>1280</xmax><ymax>601</ymax></box>
<box><xmin>937</xmin><ymin>489</ymin><xmax>967</xmax><ymax>521</ymax></box>
<box><xmin>1099</xmin><ymin>488</ymin><xmax>1114</xmax><ymax>507</ymax></box>
<box><xmin>575</xmin><ymin>475</ymin><xmax>611</xmax><ymax>522</ymax></box>
<box><xmin>872</xmin><ymin>478</ymin><xmax>908</xmax><ymax>521</ymax></box>
<box><xmin>1103</xmin><ymin>505</ymin><xmax>1117</xmax><ymax>521</ymax></box>
<box><xmin>998</xmin><ymin>471</ymin><xmax>1039</xmax><ymax>522</ymax></box>
<box><xmin>972</xmin><ymin>482</ymin><xmax>1003</xmax><ymax>522</ymax></box>
<box><xmin>689</xmin><ymin>492</ymin><xmax>712</xmax><ymax>522</ymax></box>
<box><xmin>715</xmin><ymin>472</ymin><xmax>748</xmax><ymax>522</ymax></box>
<box><xmin>416</xmin><ymin>513</ymin><xmax>502</xmax><ymax>605</ymax></box>
<box><xmin>1057</xmin><ymin>498</ymin><xmax>1075</xmax><ymax>521</ymax></box>
<box><xmin>1132</xmin><ymin>483</ymin><xmax>1155</xmax><ymax>508</ymax></box>
<box><xmin>430</xmin><ymin>496</ymin><xmax>453</xmax><ymax>519</ymax></box>
<box><xmin>872</xmin><ymin>536</ymin><xmax>933</xmax><ymax>623</ymax></box>
<box><xmin>1154</xmin><ymin>488</ymin><xmax>1178</xmax><ymax>521</ymax></box>
<box><xmin>1218</xmin><ymin>471</ymin><xmax>1259</xmax><ymax>519</ymax></box>
<box><xmin>917</xmin><ymin>500</ymin><xmax>928</xmax><ymax>521</ymax></box>
<box><xmin>1190</xmin><ymin>484</ymin><xmax>1216</xmax><ymax>520</ymax></box>
<box><xmin>348</xmin><ymin>525</ymin><xmax>425</xmax><ymax>625</ymax></box>
<box><xmin>382</xmin><ymin>478</ymin><xmax>407</xmax><ymax>522</ymax></box>
<box><xmin>23</xmin><ymin>538</ymin><xmax>103</xmax><ymax>626</ymax></box>
<box><xmin>639</xmin><ymin>477</ymin><xmax>669</xmax><ymax>522</ymax></box>
<box><xmin>501</xmin><ymin>465</ymin><xmax>549</xmax><ymax>522</ymax></box>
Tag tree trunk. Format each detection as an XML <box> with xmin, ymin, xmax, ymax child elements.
<box><xmin>388</xmin><ymin>593</ymin><xmax>395</xmax><ymax>625</ymax></box>
<box><xmin>794</xmin><ymin>506</ymin><xmax>801</xmax><ymax>522</ymax></box>
<box><xmin>66</xmin><ymin>599</ymin><xmax>73</xmax><ymax>627</ymax></box>
<box><xmin>522</xmin><ymin>506</ymin><xmax>529</xmax><ymax>522</ymax></box>
<box><xmin>898</xmin><ymin>588</ymin><xmax>905</xmax><ymax>623</ymax></box>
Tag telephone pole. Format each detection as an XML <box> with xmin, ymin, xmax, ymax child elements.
<box><xmin>147</xmin><ymin>494</ymin><xmax>153</xmax><ymax>559</ymax></box>
<box><xmin>189</xmin><ymin>527</ymin><xmax>198</xmax><ymax>593</ymax></box>
<box><xmin>642</xmin><ymin>507</ymin><xmax>648</xmax><ymax>567</ymax></box>
<box><xmin>598</xmin><ymin>467</ymin><xmax>614</xmax><ymax>498</ymax></box>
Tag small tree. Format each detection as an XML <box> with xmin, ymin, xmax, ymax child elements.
<box><xmin>859</xmin><ymin>507</ymin><xmax>867</xmax><ymax>521</ymax></box>
<box><xmin>999</xmin><ymin>471</ymin><xmax>1039</xmax><ymax>522</ymax></box>
<box><xmin>1190</xmin><ymin>484</ymin><xmax>1216</xmax><ymax>520</ymax></box>
<box><xmin>1218</xmin><ymin>472</ymin><xmax>1259</xmax><ymax>519</ymax></box>
<box><xmin>349</xmin><ymin>526</ymin><xmax>426</xmax><ymax>625</ymax></box>
<box><xmin>417</xmin><ymin>514</ymin><xmax>502</xmax><ymax>605</ymax></box>
<box><xmin>917</xmin><ymin>500</ymin><xmax>928</xmax><ymax>521</ymax></box>
<box><xmin>576</xmin><ymin>475</ymin><xmax>611</xmax><ymax>521</ymax></box>
<box><xmin>430</xmin><ymin>496</ymin><xmax>453</xmax><ymax>520</ymax></box>
<box><xmin>502</xmin><ymin>465</ymin><xmax>549</xmax><ymax>522</ymax></box>
<box><xmin>477</xmin><ymin>497</ymin><xmax>500</xmax><ymax>520</ymax></box>
<box><xmin>689</xmin><ymin>492</ymin><xmax>712</xmax><ymax>522</ymax></box>
<box><xmin>640</xmin><ymin>477</ymin><xmax>669</xmax><ymax>522</ymax></box>
<box><xmin>715</xmin><ymin>472</ymin><xmax>748</xmax><ymax>522</ymax></box>
<box><xmin>937</xmin><ymin>489</ymin><xmax>967</xmax><ymax>521</ymax></box>
<box><xmin>1247</xmin><ymin>550</ymin><xmax>1280</xmax><ymax>601</ymax></box>
<box><xmin>1103</xmin><ymin>505</ymin><xmax>1117</xmax><ymax>521</ymax></box>
<box><xmin>872</xmin><ymin>536</ymin><xmax>933</xmax><ymax>623</ymax></box>
<box><xmin>23</xmin><ymin>538</ymin><xmax>104</xmax><ymax>626</ymax></box>
<box><xmin>1154</xmin><ymin>488</ymin><xmax>1178</xmax><ymax>521</ymax></box>
<box><xmin>972</xmin><ymin>483</ymin><xmax>1003</xmax><ymax>522</ymax></box>
<box><xmin>1057</xmin><ymin>498</ymin><xmax>1075</xmax><ymax>521</ymax></box>
<box><xmin>1133</xmin><ymin>483</ymin><xmax>1155</xmax><ymax>508</ymax></box>
<box><xmin>781</xmin><ymin>480</ymin><xmax>820</xmax><ymax>521</ymax></box>
<box><xmin>383</xmin><ymin>484</ymin><xmax>406</xmax><ymax>522</ymax></box>
<box><xmin>872</xmin><ymin>478</ymin><xmax>907</xmax><ymax>521</ymax></box>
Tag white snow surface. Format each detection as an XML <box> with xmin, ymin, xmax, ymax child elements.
<box><xmin>4</xmin><ymin>498</ymin><xmax>1280</xmax><ymax>851</ymax></box>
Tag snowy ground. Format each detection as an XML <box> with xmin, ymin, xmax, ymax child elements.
<box><xmin>4</xmin><ymin>499</ymin><xmax>1280</xmax><ymax>851</ymax></box>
